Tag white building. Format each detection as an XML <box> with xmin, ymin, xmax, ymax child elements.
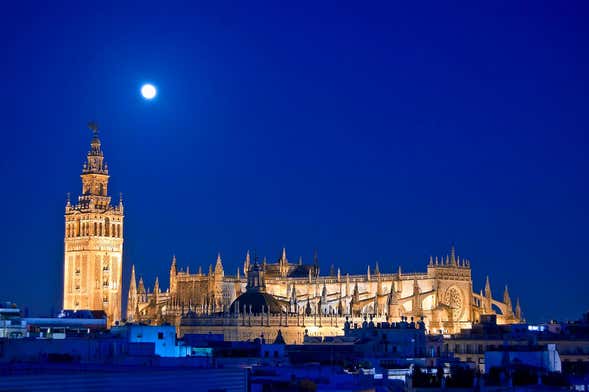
<box><xmin>111</xmin><ymin>324</ymin><xmax>189</xmax><ymax>357</ymax></box>
<box><xmin>485</xmin><ymin>344</ymin><xmax>562</xmax><ymax>374</ymax></box>
<box><xmin>0</xmin><ymin>304</ymin><xmax>26</xmax><ymax>338</ymax></box>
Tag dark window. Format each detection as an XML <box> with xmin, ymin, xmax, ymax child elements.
<box><xmin>158</xmin><ymin>332</ymin><xmax>164</xmax><ymax>340</ymax></box>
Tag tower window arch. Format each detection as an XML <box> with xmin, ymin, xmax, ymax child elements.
<box><xmin>99</xmin><ymin>183</ymin><xmax>104</xmax><ymax>196</ymax></box>
<box><xmin>104</xmin><ymin>218</ymin><xmax>110</xmax><ymax>236</ymax></box>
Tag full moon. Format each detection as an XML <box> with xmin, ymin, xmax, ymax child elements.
<box><xmin>141</xmin><ymin>84</ymin><xmax>157</xmax><ymax>100</ymax></box>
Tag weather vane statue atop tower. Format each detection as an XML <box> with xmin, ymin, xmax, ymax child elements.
<box><xmin>88</xmin><ymin>121</ymin><xmax>99</xmax><ymax>136</ymax></box>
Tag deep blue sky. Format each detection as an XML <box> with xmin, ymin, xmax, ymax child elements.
<box><xmin>1</xmin><ymin>2</ymin><xmax>587</xmax><ymax>322</ymax></box>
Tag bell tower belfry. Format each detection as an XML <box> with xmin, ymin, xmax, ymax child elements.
<box><xmin>63</xmin><ymin>123</ymin><xmax>124</xmax><ymax>326</ymax></box>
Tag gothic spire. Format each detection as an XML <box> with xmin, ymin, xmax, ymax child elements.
<box><xmin>154</xmin><ymin>276</ymin><xmax>160</xmax><ymax>294</ymax></box>
<box><xmin>244</xmin><ymin>250</ymin><xmax>251</xmax><ymax>276</ymax></box>
<box><xmin>412</xmin><ymin>278</ymin><xmax>422</xmax><ymax>314</ymax></box>
<box><xmin>387</xmin><ymin>282</ymin><xmax>398</xmax><ymax>305</ymax></box>
<box><xmin>503</xmin><ymin>285</ymin><xmax>513</xmax><ymax>315</ymax></box>
<box><xmin>345</xmin><ymin>273</ymin><xmax>350</xmax><ymax>297</ymax></box>
<box><xmin>170</xmin><ymin>254</ymin><xmax>177</xmax><ymax>275</ymax></box>
<box><xmin>215</xmin><ymin>252</ymin><xmax>224</xmax><ymax>276</ymax></box>
<box><xmin>377</xmin><ymin>272</ymin><xmax>383</xmax><ymax>296</ymax></box>
<box><xmin>503</xmin><ymin>285</ymin><xmax>511</xmax><ymax>305</ymax></box>
<box><xmin>374</xmin><ymin>261</ymin><xmax>380</xmax><ymax>275</ymax></box>
<box><xmin>450</xmin><ymin>244</ymin><xmax>457</xmax><ymax>265</ymax></box>
<box><xmin>128</xmin><ymin>265</ymin><xmax>137</xmax><ymax>295</ymax></box>
<box><xmin>353</xmin><ymin>280</ymin><xmax>360</xmax><ymax>302</ymax></box>
<box><xmin>515</xmin><ymin>297</ymin><xmax>522</xmax><ymax>320</ymax></box>
<box><xmin>138</xmin><ymin>276</ymin><xmax>146</xmax><ymax>294</ymax></box>
<box><xmin>485</xmin><ymin>276</ymin><xmax>492</xmax><ymax>299</ymax></box>
<box><xmin>387</xmin><ymin>281</ymin><xmax>399</xmax><ymax>319</ymax></box>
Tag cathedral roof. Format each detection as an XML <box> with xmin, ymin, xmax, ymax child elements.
<box><xmin>286</xmin><ymin>264</ymin><xmax>314</xmax><ymax>278</ymax></box>
<box><xmin>230</xmin><ymin>291</ymin><xmax>285</xmax><ymax>314</ymax></box>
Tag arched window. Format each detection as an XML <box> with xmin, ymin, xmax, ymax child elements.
<box><xmin>94</xmin><ymin>222</ymin><xmax>97</xmax><ymax>236</ymax></box>
<box><xmin>111</xmin><ymin>224</ymin><xmax>115</xmax><ymax>237</ymax></box>
<box><xmin>99</xmin><ymin>222</ymin><xmax>102</xmax><ymax>236</ymax></box>
<box><xmin>104</xmin><ymin>218</ymin><xmax>110</xmax><ymax>236</ymax></box>
<box><xmin>99</xmin><ymin>183</ymin><xmax>104</xmax><ymax>196</ymax></box>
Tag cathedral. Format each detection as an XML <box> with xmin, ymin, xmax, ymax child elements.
<box><xmin>127</xmin><ymin>246</ymin><xmax>523</xmax><ymax>342</ymax></box>
<box><xmin>63</xmin><ymin>127</ymin><xmax>522</xmax><ymax>338</ymax></box>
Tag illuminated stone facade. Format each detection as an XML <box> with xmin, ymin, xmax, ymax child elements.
<box><xmin>128</xmin><ymin>246</ymin><xmax>523</xmax><ymax>339</ymax></box>
<box><xmin>63</xmin><ymin>125</ymin><xmax>124</xmax><ymax>325</ymax></box>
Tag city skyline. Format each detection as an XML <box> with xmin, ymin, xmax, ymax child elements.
<box><xmin>1</xmin><ymin>3</ymin><xmax>588</xmax><ymax>323</ymax></box>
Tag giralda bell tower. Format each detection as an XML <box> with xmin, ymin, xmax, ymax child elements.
<box><xmin>63</xmin><ymin>122</ymin><xmax>124</xmax><ymax>325</ymax></box>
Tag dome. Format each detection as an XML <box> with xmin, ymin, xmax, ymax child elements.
<box><xmin>230</xmin><ymin>291</ymin><xmax>285</xmax><ymax>314</ymax></box>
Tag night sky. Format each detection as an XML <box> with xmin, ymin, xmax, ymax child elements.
<box><xmin>1</xmin><ymin>2</ymin><xmax>588</xmax><ymax>322</ymax></box>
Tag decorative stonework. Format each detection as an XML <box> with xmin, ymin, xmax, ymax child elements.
<box><xmin>63</xmin><ymin>124</ymin><xmax>124</xmax><ymax>326</ymax></box>
<box><xmin>442</xmin><ymin>286</ymin><xmax>464</xmax><ymax>321</ymax></box>
<box><xmin>129</xmin><ymin>245</ymin><xmax>523</xmax><ymax>335</ymax></box>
